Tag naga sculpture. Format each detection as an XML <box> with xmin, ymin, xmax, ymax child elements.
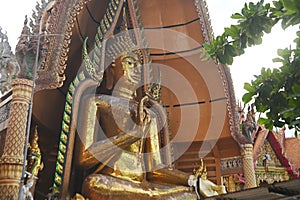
<box><xmin>239</xmin><ymin>104</ymin><xmax>257</xmax><ymax>143</ymax></box>
<box><xmin>0</xmin><ymin>27</ymin><xmax>19</xmax><ymax>94</ymax></box>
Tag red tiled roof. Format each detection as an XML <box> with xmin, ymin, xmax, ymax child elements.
<box><xmin>284</xmin><ymin>138</ymin><xmax>300</xmax><ymax>176</ymax></box>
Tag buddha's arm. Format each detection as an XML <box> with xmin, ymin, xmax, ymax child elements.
<box><xmin>79</xmin><ymin>125</ymin><xmax>149</xmax><ymax>169</ymax></box>
<box><xmin>147</xmin><ymin>168</ymin><xmax>190</xmax><ymax>186</ymax></box>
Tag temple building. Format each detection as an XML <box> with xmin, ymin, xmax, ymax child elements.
<box><xmin>0</xmin><ymin>0</ymin><xmax>299</xmax><ymax>199</ymax></box>
<box><xmin>214</xmin><ymin>125</ymin><xmax>300</xmax><ymax>199</ymax></box>
<box><xmin>253</xmin><ymin>128</ymin><xmax>299</xmax><ymax>185</ymax></box>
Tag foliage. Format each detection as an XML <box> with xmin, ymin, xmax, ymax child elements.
<box><xmin>203</xmin><ymin>0</ymin><xmax>300</xmax><ymax>135</ymax></box>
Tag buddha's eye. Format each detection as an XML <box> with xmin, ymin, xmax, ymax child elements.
<box><xmin>123</xmin><ymin>57</ymin><xmax>136</xmax><ymax>68</ymax></box>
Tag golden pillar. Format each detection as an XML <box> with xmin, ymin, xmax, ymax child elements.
<box><xmin>242</xmin><ymin>144</ymin><xmax>257</xmax><ymax>189</ymax></box>
<box><xmin>0</xmin><ymin>79</ymin><xmax>33</xmax><ymax>200</ymax></box>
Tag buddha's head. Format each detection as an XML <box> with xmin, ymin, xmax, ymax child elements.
<box><xmin>105</xmin><ymin>32</ymin><xmax>144</xmax><ymax>99</ymax></box>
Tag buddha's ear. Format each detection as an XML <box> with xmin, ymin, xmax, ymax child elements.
<box><xmin>106</xmin><ymin>66</ymin><xmax>114</xmax><ymax>90</ymax></box>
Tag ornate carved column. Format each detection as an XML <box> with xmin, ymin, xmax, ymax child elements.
<box><xmin>242</xmin><ymin>144</ymin><xmax>257</xmax><ymax>189</ymax></box>
<box><xmin>0</xmin><ymin>79</ymin><xmax>33</xmax><ymax>200</ymax></box>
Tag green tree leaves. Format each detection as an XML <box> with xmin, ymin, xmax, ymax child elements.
<box><xmin>203</xmin><ymin>0</ymin><xmax>300</xmax><ymax>134</ymax></box>
<box><xmin>203</xmin><ymin>0</ymin><xmax>279</xmax><ymax>65</ymax></box>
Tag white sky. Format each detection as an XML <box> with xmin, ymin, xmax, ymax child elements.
<box><xmin>0</xmin><ymin>1</ymin><xmax>298</xmax><ymax>135</ymax></box>
<box><xmin>0</xmin><ymin>0</ymin><xmax>36</xmax><ymax>50</ymax></box>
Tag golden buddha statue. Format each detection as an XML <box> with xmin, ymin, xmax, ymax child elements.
<box><xmin>76</xmin><ymin>42</ymin><xmax>194</xmax><ymax>199</ymax></box>
<box><xmin>73</xmin><ymin>34</ymin><xmax>226</xmax><ymax>199</ymax></box>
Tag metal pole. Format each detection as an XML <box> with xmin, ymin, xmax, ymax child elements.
<box><xmin>18</xmin><ymin>16</ymin><xmax>43</xmax><ymax>200</ymax></box>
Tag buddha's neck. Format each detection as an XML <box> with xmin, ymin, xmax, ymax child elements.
<box><xmin>113</xmin><ymin>80</ymin><xmax>138</xmax><ymax>100</ymax></box>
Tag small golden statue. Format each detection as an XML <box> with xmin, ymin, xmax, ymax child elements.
<box><xmin>191</xmin><ymin>159</ymin><xmax>227</xmax><ymax>198</ymax></box>
<box><xmin>21</xmin><ymin>126</ymin><xmax>44</xmax><ymax>200</ymax></box>
<box><xmin>27</xmin><ymin>126</ymin><xmax>44</xmax><ymax>178</ymax></box>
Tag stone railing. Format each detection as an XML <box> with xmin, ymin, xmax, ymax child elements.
<box><xmin>221</xmin><ymin>156</ymin><xmax>243</xmax><ymax>171</ymax></box>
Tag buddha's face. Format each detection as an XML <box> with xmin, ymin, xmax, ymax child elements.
<box><xmin>121</xmin><ymin>53</ymin><xmax>142</xmax><ymax>85</ymax></box>
<box><xmin>113</xmin><ymin>51</ymin><xmax>142</xmax><ymax>86</ymax></box>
